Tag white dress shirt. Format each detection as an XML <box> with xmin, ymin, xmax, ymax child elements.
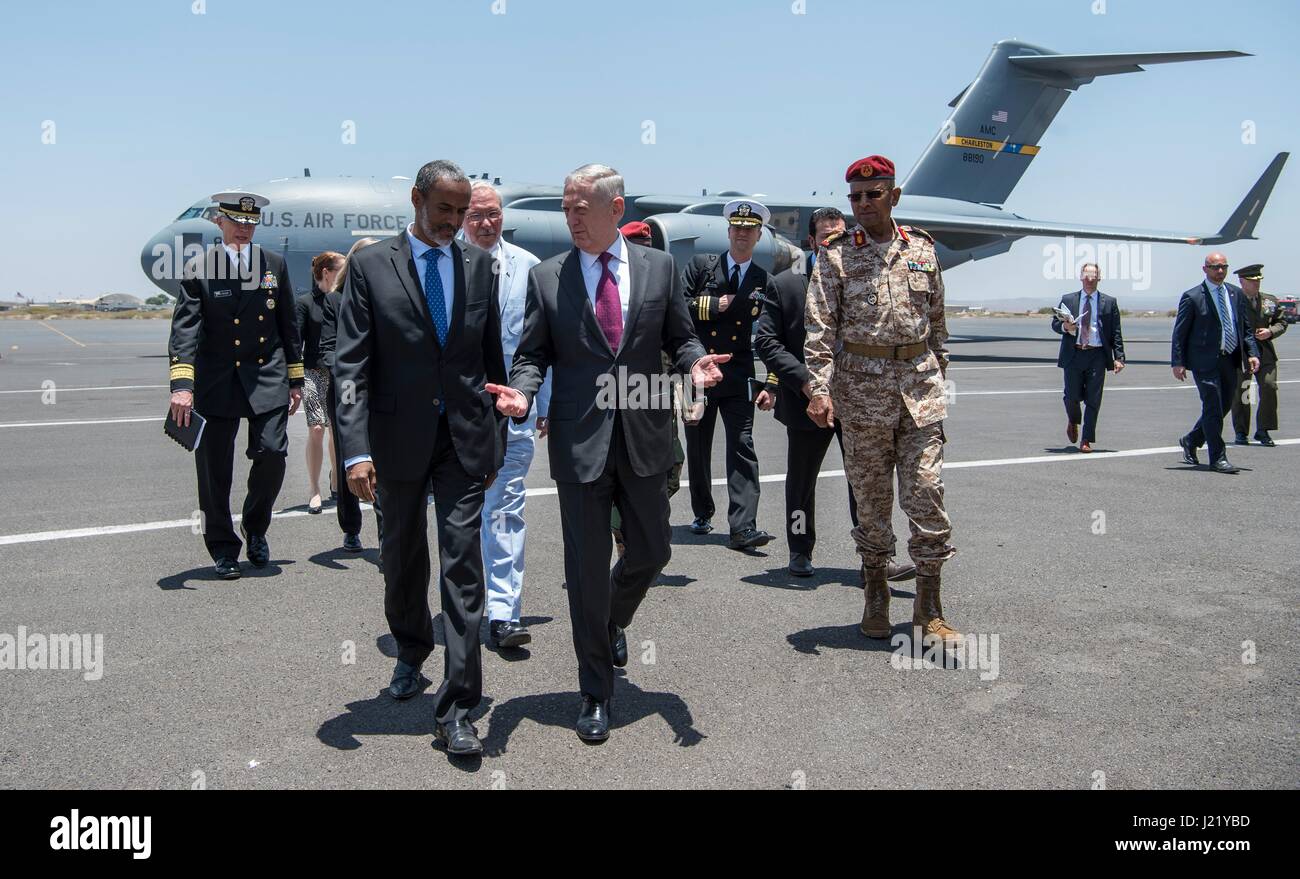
<box><xmin>1078</xmin><ymin>290</ymin><xmax>1101</xmax><ymax>347</ymax></box>
<box><xmin>407</xmin><ymin>224</ymin><xmax>455</xmax><ymax>328</ymax></box>
<box><xmin>223</xmin><ymin>243</ymin><xmax>250</xmax><ymax>273</ymax></box>
<box><xmin>577</xmin><ymin>234</ymin><xmax>631</xmax><ymax>323</ymax></box>
<box><xmin>724</xmin><ymin>253</ymin><xmax>752</xmax><ymax>289</ymax></box>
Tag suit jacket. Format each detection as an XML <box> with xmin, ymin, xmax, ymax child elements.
<box><xmin>168</xmin><ymin>245</ymin><xmax>304</xmax><ymax>418</ymax></box>
<box><xmin>1171</xmin><ymin>281</ymin><xmax>1260</xmax><ymax>374</ymax></box>
<box><xmin>682</xmin><ymin>252</ymin><xmax>772</xmax><ymax>397</ymax></box>
<box><xmin>509</xmin><ymin>239</ymin><xmax>706</xmax><ymax>484</ymax></box>
<box><xmin>333</xmin><ymin>234</ymin><xmax>507</xmax><ymax>482</ymax></box>
<box><xmin>1050</xmin><ymin>289</ymin><xmax>1125</xmax><ymax>370</ymax></box>
<box><xmin>754</xmin><ymin>266</ymin><xmax>821</xmax><ymax>430</ymax></box>
<box><xmin>1242</xmin><ymin>292</ymin><xmax>1287</xmax><ymax>366</ymax></box>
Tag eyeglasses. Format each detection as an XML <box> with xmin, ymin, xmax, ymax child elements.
<box><xmin>847</xmin><ymin>190</ymin><xmax>891</xmax><ymax>203</ymax></box>
<box><xmin>466</xmin><ymin>210</ymin><xmax>502</xmax><ymax>223</ymax></box>
<box><xmin>1205</xmin><ymin>263</ymin><xmax>1228</xmax><ymax>270</ymax></box>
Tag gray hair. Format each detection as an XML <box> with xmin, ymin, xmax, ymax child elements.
<box><xmin>564</xmin><ymin>163</ymin><xmax>624</xmax><ymax>202</ymax></box>
<box><xmin>414</xmin><ymin>159</ymin><xmax>469</xmax><ymax>194</ymax></box>
<box><xmin>469</xmin><ymin>179</ymin><xmax>502</xmax><ymax>205</ymax></box>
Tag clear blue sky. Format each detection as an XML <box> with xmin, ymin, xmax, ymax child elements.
<box><xmin>2</xmin><ymin>0</ymin><xmax>1297</xmax><ymax>305</ymax></box>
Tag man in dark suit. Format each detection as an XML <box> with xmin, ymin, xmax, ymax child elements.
<box><xmin>1050</xmin><ymin>262</ymin><xmax>1126</xmax><ymax>452</ymax></box>
<box><xmin>334</xmin><ymin>160</ymin><xmax>507</xmax><ymax>757</ymax></box>
<box><xmin>489</xmin><ymin>163</ymin><xmax>726</xmax><ymax>743</ymax></box>
<box><xmin>168</xmin><ymin>191</ymin><xmax>304</xmax><ymax>580</ymax></box>
<box><xmin>681</xmin><ymin>200</ymin><xmax>776</xmax><ymax>550</ymax></box>
<box><xmin>1171</xmin><ymin>252</ymin><xmax>1260</xmax><ymax>474</ymax></box>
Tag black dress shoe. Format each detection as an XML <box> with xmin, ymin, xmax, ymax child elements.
<box><xmin>789</xmin><ymin>553</ymin><xmax>814</xmax><ymax>577</ymax></box>
<box><xmin>689</xmin><ymin>517</ymin><xmax>713</xmax><ymax>535</ymax></box>
<box><xmin>342</xmin><ymin>533</ymin><xmax>362</xmax><ymax>553</ymax></box>
<box><xmin>610</xmin><ymin>623</ymin><xmax>628</xmax><ymax>668</ymax></box>
<box><xmin>1210</xmin><ymin>457</ymin><xmax>1240</xmax><ymax>474</ymax></box>
<box><xmin>214</xmin><ymin>557</ymin><xmax>240</xmax><ymax>580</ymax></box>
<box><xmin>241</xmin><ymin>526</ymin><xmax>270</xmax><ymax>568</ymax></box>
<box><xmin>388</xmin><ymin>660</ymin><xmax>423</xmax><ymax>700</ymax></box>
<box><xmin>491</xmin><ymin>620</ymin><xmax>532</xmax><ymax>649</ymax></box>
<box><xmin>1254</xmin><ymin>431</ymin><xmax>1276</xmax><ymax>447</ymax></box>
<box><xmin>433</xmin><ymin>719</ymin><xmax>482</xmax><ymax>756</ymax></box>
<box><xmin>1234</xmin><ymin>432</ymin><xmax>1250</xmax><ymax>446</ymax></box>
<box><xmin>308</xmin><ymin>502</ymin><xmax>322</xmax><ymax>515</ymax></box>
<box><xmin>886</xmin><ymin>557</ymin><xmax>917</xmax><ymax>582</ymax></box>
<box><xmin>1178</xmin><ymin>436</ymin><xmax>1200</xmax><ymax>467</ymax></box>
<box><xmin>729</xmin><ymin>528</ymin><xmax>774</xmax><ymax>550</ymax></box>
<box><xmin>576</xmin><ymin>696</ymin><xmax>610</xmax><ymax>742</ymax></box>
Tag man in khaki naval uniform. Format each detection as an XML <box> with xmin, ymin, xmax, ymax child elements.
<box><xmin>804</xmin><ymin>155</ymin><xmax>959</xmax><ymax>647</ymax></box>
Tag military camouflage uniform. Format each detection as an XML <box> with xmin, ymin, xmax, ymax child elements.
<box><xmin>804</xmin><ymin>222</ymin><xmax>954</xmax><ymax>576</ymax></box>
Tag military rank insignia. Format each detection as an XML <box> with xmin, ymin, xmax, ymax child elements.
<box><xmin>907</xmin><ymin>260</ymin><xmax>937</xmax><ymax>272</ymax></box>
<box><xmin>852</xmin><ymin>228</ymin><xmax>866</xmax><ymax>248</ymax></box>
<box><xmin>260</xmin><ymin>271</ymin><xmax>277</xmax><ymax>290</ymax></box>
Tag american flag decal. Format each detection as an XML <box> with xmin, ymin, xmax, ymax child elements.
<box><xmin>991</xmin><ymin>109</ymin><xmax>1008</xmax><ymax>123</ymax></box>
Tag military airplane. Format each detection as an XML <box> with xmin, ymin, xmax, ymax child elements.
<box><xmin>141</xmin><ymin>39</ymin><xmax>1288</xmax><ymax>296</ymax></box>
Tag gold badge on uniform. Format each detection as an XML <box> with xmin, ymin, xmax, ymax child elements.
<box><xmin>752</xmin><ymin>307</ymin><xmax>759</xmax><ymax>316</ymax></box>
<box><xmin>852</xmin><ymin>229</ymin><xmax>866</xmax><ymax>248</ymax></box>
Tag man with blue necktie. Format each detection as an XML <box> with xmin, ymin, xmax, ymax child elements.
<box><xmin>1171</xmin><ymin>253</ymin><xmax>1260</xmax><ymax>474</ymax></box>
<box><xmin>334</xmin><ymin>160</ymin><xmax>508</xmax><ymax>758</ymax></box>
<box><xmin>1052</xmin><ymin>263</ymin><xmax>1125</xmax><ymax>453</ymax></box>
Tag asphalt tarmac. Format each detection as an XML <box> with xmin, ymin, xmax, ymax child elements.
<box><xmin>0</xmin><ymin>316</ymin><xmax>1296</xmax><ymax>789</ymax></box>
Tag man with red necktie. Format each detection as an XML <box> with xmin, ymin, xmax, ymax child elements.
<box><xmin>488</xmin><ymin>164</ymin><xmax>727</xmax><ymax>743</ymax></box>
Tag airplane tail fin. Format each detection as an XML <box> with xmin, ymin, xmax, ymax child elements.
<box><xmin>902</xmin><ymin>41</ymin><xmax>1249</xmax><ymax>206</ymax></box>
<box><xmin>1201</xmin><ymin>151</ymin><xmax>1289</xmax><ymax>244</ymax></box>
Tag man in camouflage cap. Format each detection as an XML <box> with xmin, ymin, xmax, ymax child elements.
<box><xmin>803</xmin><ymin>155</ymin><xmax>960</xmax><ymax>647</ymax></box>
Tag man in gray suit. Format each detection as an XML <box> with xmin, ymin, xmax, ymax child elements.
<box><xmin>488</xmin><ymin>164</ymin><xmax>727</xmax><ymax>742</ymax></box>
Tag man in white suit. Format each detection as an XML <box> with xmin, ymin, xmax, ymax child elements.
<box><xmin>461</xmin><ymin>181</ymin><xmax>550</xmax><ymax>650</ymax></box>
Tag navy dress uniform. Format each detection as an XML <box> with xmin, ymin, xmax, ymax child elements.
<box><xmin>1230</xmin><ymin>264</ymin><xmax>1286</xmax><ymax>446</ymax></box>
<box><xmin>681</xmin><ymin>199</ymin><xmax>775</xmax><ymax>549</ymax></box>
<box><xmin>168</xmin><ymin>192</ymin><xmax>305</xmax><ymax>570</ymax></box>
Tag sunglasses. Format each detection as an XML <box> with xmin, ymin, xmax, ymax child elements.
<box><xmin>847</xmin><ymin>190</ymin><xmax>892</xmax><ymax>203</ymax></box>
<box><xmin>1205</xmin><ymin>264</ymin><xmax>1228</xmax><ymax>270</ymax></box>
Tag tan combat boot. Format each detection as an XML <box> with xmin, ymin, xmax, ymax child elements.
<box><xmin>913</xmin><ymin>573</ymin><xmax>962</xmax><ymax>649</ymax></box>
<box><xmin>859</xmin><ymin>565</ymin><xmax>891</xmax><ymax>638</ymax></box>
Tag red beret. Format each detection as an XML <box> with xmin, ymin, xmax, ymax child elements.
<box><xmin>620</xmin><ymin>221</ymin><xmax>653</xmax><ymax>241</ymax></box>
<box><xmin>845</xmin><ymin>155</ymin><xmax>895</xmax><ymax>183</ymax></box>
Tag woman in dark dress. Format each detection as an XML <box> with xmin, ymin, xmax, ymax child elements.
<box><xmin>296</xmin><ymin>251</ymin><xmax>345</xmax><ymax>513</ymax></box>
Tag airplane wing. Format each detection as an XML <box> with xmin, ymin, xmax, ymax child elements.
<box><xmin>901</xmin><ymin>152</ymin><xmax>1288</xmax><ymax>246</ymax></box>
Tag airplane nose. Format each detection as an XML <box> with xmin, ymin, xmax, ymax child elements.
<box><xmin>141</xmin><ymin>220</ymin><xmax>217</xmax><ymax>296</ymax></box>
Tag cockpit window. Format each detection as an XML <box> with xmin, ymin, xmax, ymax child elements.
<box><xmin>175</xmin><ymin>204</ymin><xmax>219</xmax><ymax>221</ymax></box>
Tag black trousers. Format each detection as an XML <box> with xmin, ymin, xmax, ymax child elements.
<box><xmin>377</xmin><ymin>414</ymin><xmax>484</xmax><ymax>725</ymax></box>
<box><xmin>195</xmin><ymin>405</ymin><xmax>287</xmax><ymax>561</ymax></box>
<box><xmin>1063</xmin><ymin>348</ymin><xmax>1106</xmax><ymax>443</ymax></box>
<box><xmin>1186</xmin><ymin>353</ymin><xmax>1239</xmax><ymax>463</ymax></box>
<box><xmin>557</xmin><ymin>418</ymin><xmax>671</xmax><ymax>702</ymax></box>
<box><xmin>785</xmin><ymin>423</ymin><xmax>858</xmax><ymax>556</ymax></box>
<box><xmin>684</xmin><ymin>390</ymin><xmax>760</xmax><ymax>533</ymax></box>
<box><xmin>328</xmin><ymin>373</ymin><xmax>383</xmax><ymax>541</ymax></box>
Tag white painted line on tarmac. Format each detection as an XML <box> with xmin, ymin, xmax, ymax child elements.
<box><xmin>0</xmin><ymin>384</ymin><xmax>166</xmax><ymax>395</ymax></box>
<box><xmin>2</xmin><ymin>441</ymin><xmax>1294</xmax><ymax>547</ymax></box>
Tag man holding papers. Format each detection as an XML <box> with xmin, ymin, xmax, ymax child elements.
<box><xmin>1050</xmin><ymin>263</ymin><xmax>1125</xmax><ymax>453</ymax></box>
